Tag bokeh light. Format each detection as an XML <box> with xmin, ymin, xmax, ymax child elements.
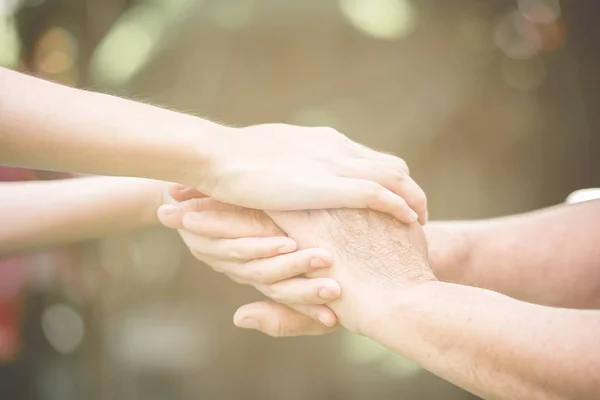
<box><xmin>41</xmin><ymin>304</ymin><xmax>85</xmax><ymax>355</ymax></box>
<box><xmin>91</xmin><ymin>0</ymin><xmax>198</xmax><ymax>87</ymax></box>
<box><xmin>0</xmin><ymin>13</ymin><xmax>20</xmax><ymax>67</ymax></box>
<box><xmin>2</xmin><ymin>1</ymin><xmax>599</xmax><ymax>399</ymax></box>
<box><xmin>34</xmin><ymin>26</ymin><xmax>77</xmax><ymax>81</ymax></box>
<box><xmin>91</xmin><ymin>5</ymin><xmax>162</xmax><ymax>87</ymax></box>
<box><xmin>339</xmin><ymin>0</ymin><xmax>418</xmax><ymax>40</ymax></box>
<box><xmin>494</xmin><ymin>10</ymin><xmax>542</xmax><ymax>60</ymax></box>
<box><xmin>0</xmin><ymin>0</ymin><xmax>20</xmax><ymax>15</ymax></box>
<box><xmin>518</xmin><ymin>0</ymin><xmax>561</xmax><ymax>25</ymax></box>
<box><xmin>341</xmin><ymin>332</ymin><xmax>422</xmax><ymax>378</ymax></box>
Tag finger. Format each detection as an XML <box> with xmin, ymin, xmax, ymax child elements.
<box><xmin>329</xmin><ymin>179</ymin><xmax>418</xmax><ymax>224</ymax></box>
<box><xmin>289</xmin><ymin>303</ymin><xmax>338</xmax><ymax>327</ymax></box>
<box><xmin>256</xmin><ymin>277</ymin><xmax>341</xmax><ymax>305</ymax></box>
<box><xmin>339</xmin><ymin>159</ymin><xmax>425</xmax><ymax>224</ymax></box>
<box><xmin>187</xmin><ymin>235</ymin><xmax>297</xmax><ymax>262</ymax></box>
<box><xmin>168</xmin><ymin>184</ymin><xmax>206</xmax><ymax>202</ymax></box>
<box><xmin>386</xmin><ymin>173</ymin><xmax>428</xmax><ymax>225</ymax></box>
<box><xmin>182</xmin><ymin>210</ymin><xmax>283</xmax><ymax>238</ymax></box>
<box><xmin>234</xmin><ymin>301</ymin><xmax>336</xmax><ymax>337</ymax></box>
<box><xmin>157</xmin><ymin>204</ymin><xmax>183</xmax><ymax>229</ymax></box>
<box><xmin>376</xmin><ymin>153</ymin><xmax>410</xmax><ymax>175</ymax></box>
<box><xmin>158</xmin><ymin>197</ymin><xmax>240</xmax><ymax>229</ymax></box>
<box><xmin>233</xmin><ymin>248</ymin><xmax>332</xmax><ymax>285</ymax></box>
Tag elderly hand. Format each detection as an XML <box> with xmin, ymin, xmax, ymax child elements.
<box><xmin>160</xmin><ymin>185</ymin><xmax>434</xmax><ymax>337</ymax></box>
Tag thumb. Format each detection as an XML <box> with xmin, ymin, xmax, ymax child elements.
<box><xmin>234</xmin><ymin>301</ymin><xmax>335</xmax><ymax>337</ymax></box>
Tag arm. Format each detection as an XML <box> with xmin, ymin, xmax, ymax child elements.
<box><xmin>0</xmin><ymin>67</ymin><xmax>425</xmax><ymax>222</ymax></box>
<box><xmin>367</xmin><ymin>282</ymin><xmax>600</xmax><ymax>399</ymax></box>
<box><xmin>0</xmin><ymin>176</ymin><xmax>166</xmax><ymax>255</ymax></box>
<box><xmin>426</xmin><ymin>200</ymin><xmax>600</xmax><ymax>308</ymax></box>
<box><xmin>267</xmin><ymin>209</ymin><xmax>600</xmax><ymax>400</ymax></box>
<box><xmin>0</xmin><ymin>67</ymin><xmax>212</xmax><ymax>183</ymax></box>
<box><xmin>161</xmin><ymin>197</ymin><xmax>600</xmax><ymax>397</ymax></box>
<box><xmin>368</xmin><ymin>282</ymin><xmax>600</xmax><ymax>400</ymax></box>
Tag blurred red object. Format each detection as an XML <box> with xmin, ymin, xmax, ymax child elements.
<box><xmin>0</xmin><ymin>167</ymin><xmax>38</xmax><ymax>363</ymax></box>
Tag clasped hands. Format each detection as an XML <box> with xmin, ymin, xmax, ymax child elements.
<box><xmin>158</xmin><ymin>183</ymin><xmax>435</xmax><ymax>338</ymax></box>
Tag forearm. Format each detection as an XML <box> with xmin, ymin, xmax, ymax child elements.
<box><xmin>426</xmin><ymin>201</ymin><xmax>600</xmax><ymax>308</ymax></box>
<box><xmin>366</xmin><ymin>281</ymin><xmax>600</xmax><ymax>400</ymax></box>
<box><xmin>0</xmin><ymin>176</ymin><xmax>166</xmax><ymax>255</ymax></box>
<box><xmin>0</xmin><ymin>67</ymin><xmax>220</xmax><ymax>185</ymax></box>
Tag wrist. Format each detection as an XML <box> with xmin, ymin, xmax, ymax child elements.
<box><xmin>359</xmin><ymin>279</ymin><xmax>442</xmax><ymax>350</ymax></box>
<box><xmin>136</xmin><ymin>178</ymin><xmax>172</xmax><ymax>227</ymax></box>
<box><xmin>167</xmin><ymin>116</ymin><xmax>227</xmax><ymax>188</ymax></box>
<box><xmin>186</xmin><ymin>122</ymin><xmax>242</xmax><ymax>193</ymax></box>
<box><xmin>423</xmin><ymin>223</ymin><xmax>473</xmax><ymax>283</ymax></box>
<box><xmin>141</xmin><ymin>113</ymin><xmax>221</xmax><ymax>188</ymax></box>
<box><xmin>102</xmin><ymin>96</ymin><xmax>229</xmax><ymax>188</ymax></box>
<box><xmin>355</xmin><ymin>272</ymin><xmax>438</xmax><ymax>338</ymax></box>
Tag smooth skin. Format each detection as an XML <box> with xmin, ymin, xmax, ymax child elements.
<box><xmin>0</xmin><ymin>176</ymin><xmax>337</xmax><ymax>318</ymax></box>
<box><xmin>0</xmin><ymin>176</ymin><xmax>167</xmax><ymax>255</ymax></box>
<box><xmin>0</xmin><ymin>67</ymin><xmax>426</xmax><ymax>223</ymax></box>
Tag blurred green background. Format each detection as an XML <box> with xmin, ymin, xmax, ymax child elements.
<box><xmin>0</xmin><ymin>0</ymin><xmax>598</xmax><ymax>399</ymax></box>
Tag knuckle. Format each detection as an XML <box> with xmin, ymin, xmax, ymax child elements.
<box><xmin>188</xmin><ymin>198</ymin><xmax>207</xmax><ymax>212</ymax></box>
<box><xmin>227</xmin><ymin>249</ymin><xmax>242</xmax><ymax>260</ymax></box>
<box><xmin>252</xmin><ymin>270</ymin><xmax>271</xmax><ymax>285</ymax></box>
<box><xmin>397</xmin><ymin>158</ymin><xmax>409</xmax><ymax>174</ymax></box>
<box><xmin>222</xmin><ymin>243</ymin><xmax>244</xmax><ymax>260</ymax></box>
<box><xmin>245</xmin><ymin>265</ymin><xmax>272</xmax><ymax>285</ymax></box>
<box><xmin>263</xmin><ymin>319</ymin><xmax>286</xmax><ymax>338</ymax></box>
<box><xmin>393</xmin><ymin>169</ymin><xmax>407</xmax><ymax>183</ymax></box>
<box><xmin>366</xmin><ymin>182</ymin><xmax>384</xmax><ymax>200</ymax></box>
<box><xmin>292</xmin><ymin>254</ymin><xmax>311</xmax><ymax>274</ymax></box>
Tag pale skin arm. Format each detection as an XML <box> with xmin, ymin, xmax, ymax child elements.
<box><xmin>426</xmin><ymin>200</ymin><xmax>600</xmax><ymax>308</ymax></box>
<box><xmin>0</xmin><ymin>67</ymin><xmax>209</xmax><ymax>185</ymax></box>
<box><xmin>0</xmin><ymin>176</ymin><xmax>167</xmax><ymax>255</ymax></box>
<box><xmin>0</xmin><ymin>67</ymin><xmax>426</xmax><ymax>222</ymax></box>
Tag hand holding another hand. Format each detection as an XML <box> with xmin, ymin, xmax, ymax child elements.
<box><xmin>194</xmin><ymin>124</ymin><xmax>427</xmax><ymax>224</ymax></box>
<box><xmin>159</xmin><ymin>184</ymin><xmax>435</xmax><ymax>337</ymax></box>
<box><xmin>158</xmin><ymin>185</ymin><xmax>340</xmax><ymax>334</ymax></box>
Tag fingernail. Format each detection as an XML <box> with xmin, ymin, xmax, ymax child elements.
<box><xmin>310</xmin><ymin>257</ymin><xmax>328</xmax><ymax>268</ymax></box>
<box><xmin>319</xmin><ymin>288</ymin><xmax>338</xmax><ymax>300</ymax></box>
<box><xmin>237</xmin><ymin>317</ymin><xmax>261</xmax><ymax>330</ymax></box>
<box><xmin>409</xmin><ymin>209</ymin><xmax>418</xmax><ymax>223</ymax></box>
<box><xmin>160</xmin><ymin>204</ymin><xmax>178</xmax><ymax>215</ymax></box>
<box><xmin>318</xmin><ymin>314</ymin><xmax>334</xmax><ymax>327</ymax></box>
